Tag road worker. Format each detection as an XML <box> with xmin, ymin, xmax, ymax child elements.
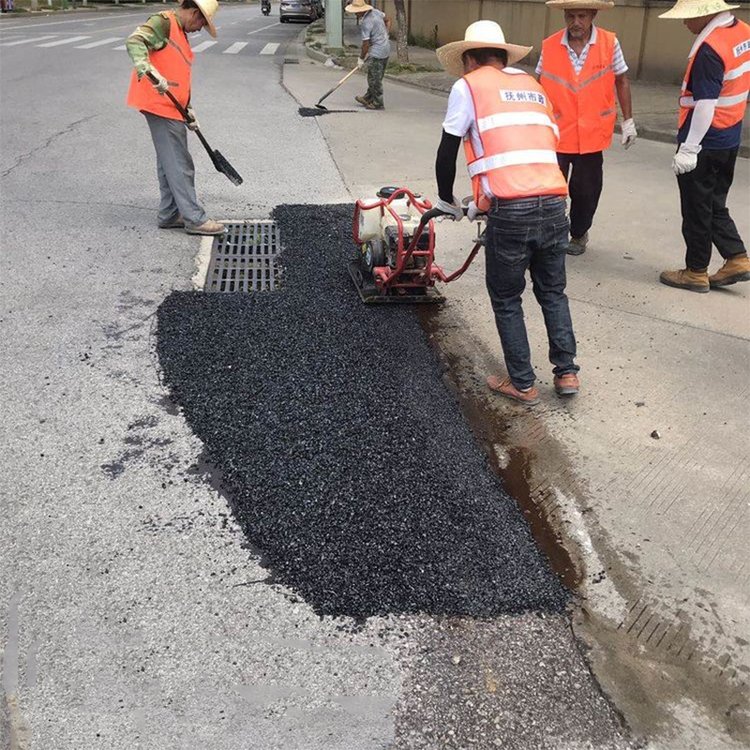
<box><xmin>658</xmin><ymin>0</ymin><xmax>750</xmax><ymax>292</ymax></box>
<box><xmin>537</xmin><ymin>0</ymin><xmax>636</xmax><ymax>255</ymax></box>
<box><xmin>434</xmin><ymin>21</ymin><xmax>580</xmax><ymax>404</ymax></box>
<box><xmin>126</xmin><ymin>0</ymin><xmax>225</xmax><ymax>236</ymax></box>
<box><xmin>345</xmin><ymin>0</ymin><xmax>391</xmax><ymax>111</ymax></box>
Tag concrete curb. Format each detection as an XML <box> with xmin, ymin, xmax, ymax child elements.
<box><xmin>302</xmin><ymin>40</ymin><xmax>749</xmax><ymax>158</ymax></box>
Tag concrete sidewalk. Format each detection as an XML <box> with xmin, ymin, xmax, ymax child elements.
<box><xmin>304</xmin><ymin>16</ymin><xmax>750</xmax><ymax>156</ymax></box>
<box><xmin>286</xmin><ymin>21</ymin><xmax>750</xmax><ymax>750</ymax></box>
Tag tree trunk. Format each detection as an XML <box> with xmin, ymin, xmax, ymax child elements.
<box><xmin>394</xmin><ymin>0</ymin><xmax>408</xmax><ymax>64</ymax></box>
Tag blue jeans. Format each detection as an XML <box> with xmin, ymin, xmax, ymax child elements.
<box><xmin>485</xmin><ymin>195</ymin><xmax>579</xmax><ymax>390</ymax></box>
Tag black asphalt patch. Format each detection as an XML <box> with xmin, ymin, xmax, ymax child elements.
<box><xmin>298</xmin><ymin>107</ymin><xmax>358</xmax><ymax>117</ymax></box>
<box><xmin>156</xmin><ymin>204</ymin><xmax>568</xmax><ymax>619</ymax></box>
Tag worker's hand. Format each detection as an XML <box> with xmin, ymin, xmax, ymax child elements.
<box><xmin>435</xmin><ymin>197</ymin><xmax>463</xmax><ymax>222</ymax></box>
<box><xmin>185</xmin><ymin>107</ymin><xmax>200</xmax><ymax>132</ymax></box>
<box><xmin>673</xmin><ymin>143</ymin><xmax>701</xmax><ymax>175</ymax></box>
<box><xmin>356</xmin><ymin>57</ymin><xmax>366</xmax><ymax>69</ymax></box>
<box><xmin>621</xmin><ymin>118</ymin><xmax>637</xmax><ymax>150</ymax></box>
<box><xmin>149</xmin><ymin>69</ymin><xmax>169</xmax><ymax>95</ymax></box>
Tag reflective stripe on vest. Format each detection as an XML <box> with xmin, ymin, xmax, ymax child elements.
<box><xmin>462</xmin><ymin>66</ymin><xmax>568</xmax><ymax>203</ymax></box>
<box><xmin>539</xmin><ymin>28</ymin><xmax>617</xmax><ymax>154</ymax></box>
<box><xmin>678</xmin><ymin>19</ymin><xmax>750</xmax><ymax>131</ymax></box>
<box><xmin>126</xmin><ymin>12</ymin><xmax>193</xmax><ymax>121</ymax></box>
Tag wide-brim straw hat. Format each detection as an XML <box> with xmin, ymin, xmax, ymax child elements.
<box><xmin>546</xmin><ymin>0</ymin><xmax>614</xmax><ymax>10</ymax></box>
<box><xmin>345</xmin><ymin>0</ymin><xmax>374</xmax><ymax>13</ymax></box>
<box><xmin>193</xmin><ymin>0</ymin><xmax>218</xmax><ymax>37</ymax></box>
<box><xmin>659</xmin><ymin>0</ymin><xmax>738</xmax><ymax>19</ymax></box>
<box><xmin>436</xmin><ymin>20</ymin><xmax>533</xmax><ymax>77</ymax></box>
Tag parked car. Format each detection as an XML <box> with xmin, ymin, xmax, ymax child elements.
<box><xmin>279</xmin><ymin>0</ymin><xmax>318</xmax><ymax>23</ymax></box>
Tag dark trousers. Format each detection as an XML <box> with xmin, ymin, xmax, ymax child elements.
<box><xmin>485</xmin><ymin>196</ymin><xmax>579</xmax><ymax>390</ymax></box>
<box><xmin>557</xmin><ymin>151</ymin><xmax>604</xmax><ymax>240</ymax></box>
<box><xmin>677</xmin><ymin>147</ymin><xmax>746</xmax><ymax>270</ymax></box>
<box><xmin>364</xmin><ymin>56</ymin><xmax>388</xmax><ymax>108</ymax></box>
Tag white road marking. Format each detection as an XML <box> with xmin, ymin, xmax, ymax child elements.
<box><xmin>223</xmin><ymin>42</ymin><xmax>247</xmax><ymax>54</ymax></box>
<box><xmin>113</xmin><ymin>44</ymin><xmax>127</xmax><ymax>51</ymax></box>
<box><xmin>0</xmin><ymin>35</ymin><xmax>57</xmax><ymax>46</ymax></box>
<box><xmin>192</xmin><ymin>40</ymin><xmax>217</xmax><ymax>52</ymax></box>
<box><xmin>259</xmin><ymin>42</ymin><xmax>279</xmax><ymax>55</ymax></box>
<box><xmin>37</xmin><ymin>35</ymin><xmax>90</xmax><ymax>47</ymax></box>
<box><xmin>0</xmin><ymin>11</ymin><xmax>143</xmax><ymax>30</ymax></box>
<box><xmin>75</xmin><ymin>36</ymin><xmax>122</xmax><ymax>49</ymax></box>
<box><xmin>248</xmin><ymin>21</ymin><xmax>279</xmax><ymax>35</ymax></box>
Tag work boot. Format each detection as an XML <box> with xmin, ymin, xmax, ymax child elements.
<box><xmin>355</xmin><ymin>95</ymin><xmax>370</xmax><ymax>106</ymax></box>
<box><xmin>487</xmin><ymin>375</ymin><xmax>540</xmax><ymax>405</ymax></box>
<box><xmin>158</xmin><ymin>214</ymin><xmax>185</xmax><ymax>229</ymax></box>
<box><xmin>364</xmin><ymin>102</ymin><xmax>385</xmax><ymax>110</ymax></box>
<box><xmin>554</xmin><ymin>372</ymin><xmax>580</xmax><ymax>396</ymax></box>
<box><xmin>709</xmin><ymin>253</ymin><xmax>750</xmax><ymax>288</ymax></box>
<box><xmin>185</xmin><ymin>219</ymin><xmax>226</xmax><ymax>236</ymax></box>
<box><xmin>566</xmin><ymin>232</ymin><xmax>588</xmax><ymax>256</ymax></box>
<box><xmin>659</xmin><ymin>268</ymin><xmax>709</xmax><ymax>293</ymax></box>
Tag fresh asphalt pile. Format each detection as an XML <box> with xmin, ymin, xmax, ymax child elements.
<box><xmin>156</xmin><ymin>204</ymin><xmax>568</xmax><ymax>619</ymax></box>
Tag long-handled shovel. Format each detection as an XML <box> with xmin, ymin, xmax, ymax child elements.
<box><xmin>146</xmin><ymin>72</ymin><xmax>243</xmax><ymax>186</ymax></box>
<box><xmin>315</xmin><ymin>66</ymin><xmax>361</xmax><ymax>111</ymax></box>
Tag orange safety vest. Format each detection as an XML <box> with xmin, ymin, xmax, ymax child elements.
<box><xmin>126</xmin><ymin>12</ymin><xmax>193</xmax><ymax>121</ymax></box>
<box><xmin>539</xmin><ymin>28</ymin><xmax>617</xmax><ymax>154</ymax></box>
<box><xmin>679</xmin><ymin>19</ymin><xmax>750</xmax><ymax>131</ymax></box>
<box><xmin>462</xmin><ymin>66</ymin><xmax>568</xmax><ymax>207</ymax></box>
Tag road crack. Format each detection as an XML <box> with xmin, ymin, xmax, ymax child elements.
<box><xmin>2</xmin><ymin>114</ymin><xmax>98</xmax><ymax>178</ymax></box>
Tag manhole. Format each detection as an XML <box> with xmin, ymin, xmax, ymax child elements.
<box><xmin>205</xmin><ymin>221</ymin><xmax>280</xmax><ymax>293</ymax></box>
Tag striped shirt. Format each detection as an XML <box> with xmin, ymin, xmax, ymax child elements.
<box><xmin>535</xmin><ymin>25</ymin><xmax>628</xmax><ymax>77</ymax></box>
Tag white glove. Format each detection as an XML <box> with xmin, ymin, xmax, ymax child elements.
<box><xmin>435</xmin><ymin>197</ymin><xmax>463</xmax><ymax>222</ymax></box>
<box><xmin>185</xmin><ymin>107</ymin><xmax>200</xmax><ymax>132</ymax></box>
<box><xmin>466</xmin><ymin>200</ymin><xmax>480</xmax><ymax>222</ymax></box>
<box><xmin>621</xmin><ymin>118</ymin><xmax>637</xmax><ymax>150</ymax></box>
<box><xmin>149</xmin><ymin>69</ymin><xmax>169</xmax><ymax>94</ymax></box>
<box><xmin>673</xmin><ymin>143</ymin><xmax>701</xmax><ymax>175</ymax></box>
<box><xmin>357</xmin><ymin>57</ymin><xmax>366</xmax><ymax>69</ymax></box>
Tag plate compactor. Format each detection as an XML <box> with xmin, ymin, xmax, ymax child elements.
<box><xmin>349</xmin><ymin>187</ymin><xmax>484</xmax><ymax>304</ymax></box>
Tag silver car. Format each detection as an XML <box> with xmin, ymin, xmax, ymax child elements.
<box><xmin>279</xmin><ymin>0</ymin><xmax>318</xmax><ymax>23</ymax></box>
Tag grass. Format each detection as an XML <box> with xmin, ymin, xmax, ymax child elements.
<box><xmin>386</xmin><ymin>61</ymin><xmax>441</xmax><ymax>74</ymax></box>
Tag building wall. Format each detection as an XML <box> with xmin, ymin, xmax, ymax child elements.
<box><xmin>376</xmin><ymin>0</ymin><xmax>750</xmax><ymax>83</ymax></box>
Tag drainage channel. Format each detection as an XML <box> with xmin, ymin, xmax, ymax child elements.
<box><xmin>418</xmin><ymin>306</ymin><xmax>583</xmax><ymax>592</ymax></box>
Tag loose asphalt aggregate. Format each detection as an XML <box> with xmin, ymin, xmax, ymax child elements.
<box><xmin>156</xmin><ymin>204</ymin><xmax>568</xmax><ymax>620</ymax></box>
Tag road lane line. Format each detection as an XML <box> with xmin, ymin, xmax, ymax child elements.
<box><xmin>113</xmin><ymin>44</ymin><xmax>127</xmax><ymax>50</ymax></box>
<box><xmin>259</xmin><ymin>42</ymin><xmax>279</xmax><ymax>55</ymax></box>
<box><xmin>247</xmin><ymin>21</ymin><xmax>279</xmax><ymax>35</ymax></box>
<box><xmin>0</xmin><ymin>11</ymin><xmax>143</xmax><ymax>30</ymax></box>
<box><xmin>75</xmin><ymin>36</ymin><xmax>122</xmax><ymax>49</ymax></box>
<box><xmin>37</xmin><ymin>35</ymin><xmax>90</xmax><ymax>47</ymax></box>
<box><xmin>223</xmin><ymin>42</ymin><xmax>247</xmax><ymax>54</ymax></box>
<box><xmin>192</xmin><ymin>40</ymin><xmax>217</xmax><ymax>52</ymax></box>
<box><xmin>0</xmin><ymin>35</ymin><xmax>57</xmax><ymax>46</ymax></box>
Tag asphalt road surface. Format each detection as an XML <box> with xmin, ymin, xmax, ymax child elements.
<box><xmin>2</xmin><ymin>5</ymin><xmax>635</xmax><ymax>748</ymax></box>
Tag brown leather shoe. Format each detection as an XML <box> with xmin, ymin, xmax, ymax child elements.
<box><xmin>355</xmin><ymin>95</ymin><xmax>370</xmax><ymax>105</ymax></box>
<box><xmin>709</xmin><ymin>254</ymin><xmax>750</xmax><ymax>288</ymax></box>
<box><xmin>364</xmin><ymin>102</ymin><xmax>385</xmax><ymax>110</ymax></box>
<box><xmin>554</xmin><ymin>372</ymin><xmax>580</xmax><ymax>396</ymax></box>
<box><xmin>487</xmin><ymin>375</ymin><xmax>540</xmax><ymax>405</ymax></box>
<box><xmin>158</xmin><ymin>214</ymin><xmax>185</xmax><ymax>229</ymax></box>
<box><xmin>659</xmin><ymin>268</ymin><xmax>709</xmax><ymax>293</ymax></box>
<box><xmin>185</xmin><ymin>219</ymin><xmax>226</xmax><ymax>236</ymax></box>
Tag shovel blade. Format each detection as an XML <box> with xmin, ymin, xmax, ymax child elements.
<box><xmin>212</xmin><ymin>149</ymin><xmax>243</xmax><ymax>186</ymax></box>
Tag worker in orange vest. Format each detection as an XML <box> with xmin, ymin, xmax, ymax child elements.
<box><xmin>537</xmin><ymin>0</ymin><xmax>636</xmax><ymax>256</ymax></box>
<box><xmin>126</xmin><ymin>0</ymin><xmax>225</xmax><ymax>236</ymax></box>
<box><xmin>434</xmin><ymin>21</ymin><xmax>580</xmax><ymax>405</ymax></box>
<box><xmin>658</xmin><ymin>0</ymin><xmax>750</xmax><ymax>293</ymax></box>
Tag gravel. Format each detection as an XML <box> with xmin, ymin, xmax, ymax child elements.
<box><xmin>156</xmin><ymin>204</ymin><xmax>568</xmax><ymax>620</ymax></box>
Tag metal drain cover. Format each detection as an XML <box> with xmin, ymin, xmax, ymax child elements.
<box><xmin>205</xmin><ymin>221</ymin><xmax>280</xmax><ymax>293</ymax></box>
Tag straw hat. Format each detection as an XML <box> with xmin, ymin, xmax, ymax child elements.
<box><xmin>659</xmin><ymin>0</ymin><xmax>738</xmax><ymax>18</ymax></box>
<box><xmin>193</xmin><ymin>0</ymin><xmax>218</xmax><ymax>37</ymax></box>
<box><xmin>546</xmin><ymin>0</ymin><xmax>614</xmax><ymax>10</ymax></box>
<box><xmin>436</xmin><ymin>20</ymin><xmax>532</xmax><ymax>77</ymax></box>
<box><xmin>345</xmin><ymin>0</ymin><xmax>373</xmax><ymax>13</ymax></box>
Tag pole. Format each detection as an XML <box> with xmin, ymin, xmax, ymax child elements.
<box><xmin>325</xmin><ymin>0</ymin><xmax>342</xmax><ymax>52</ymax></box>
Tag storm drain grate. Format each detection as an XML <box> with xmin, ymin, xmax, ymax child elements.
<box><xmin>205</xmin><ymin>221</ymin><xmax>281</xmax><ymax>293</ymax></box>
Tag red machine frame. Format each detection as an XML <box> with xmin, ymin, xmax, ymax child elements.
<box><xmin>352</xmin><ymin>187</ymin><xmax>482</xmax><ymax>299</ymax></box>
